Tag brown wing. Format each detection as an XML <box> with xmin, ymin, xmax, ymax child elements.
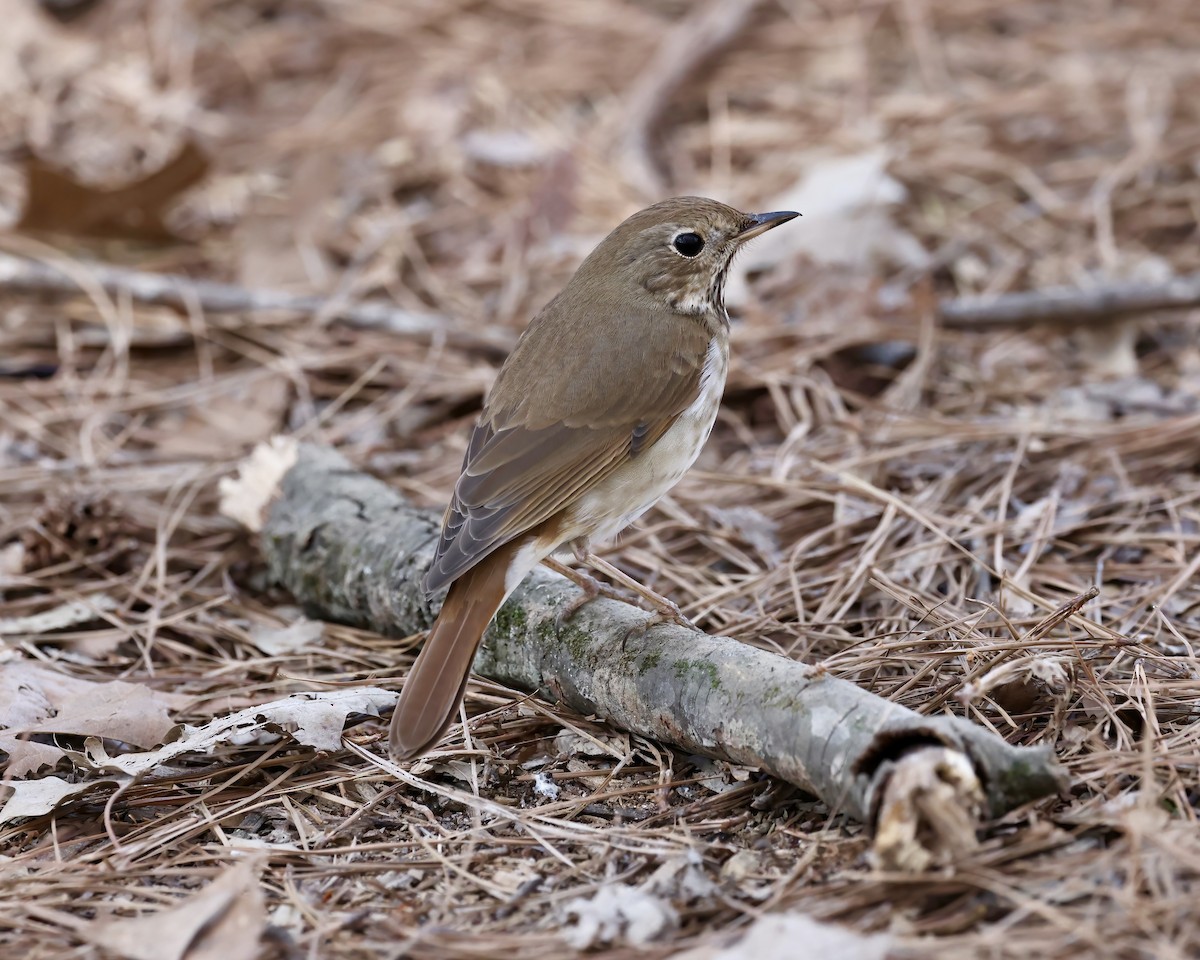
<box><xmin>423</xmin><ymin>298</ymin><xmax>713</xmax><ymax>595</ymax></box>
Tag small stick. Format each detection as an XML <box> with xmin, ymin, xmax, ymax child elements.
<box><xmin>937</xmin><ymin>273</ymin><xmax>1200</xmax><ymax>330</ymax></box>
<box><xmin>10</xmin><ymin>247</ymin><xmax>1191</xmax><ymax>344</ymax></box>
<box><xmin>0</xmin><ymin>250</ymin><xmax>510</xmax><ymax>351</ymax></box>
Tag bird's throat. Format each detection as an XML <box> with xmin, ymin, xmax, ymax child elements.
<box><xmin>664</xmin><ymin>261</ymin><xmax>733</xmax><ymax>329</ymax></box>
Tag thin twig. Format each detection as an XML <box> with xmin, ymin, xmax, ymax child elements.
<box><xmin>937</xmin><ymin>273</ymin><xmax>1200</xmax><ymax>330</ymax></box>
<box><xmin>0</xmin><ymin>250</ymin><xmax>510</xmax><ymax>351</ymax></box>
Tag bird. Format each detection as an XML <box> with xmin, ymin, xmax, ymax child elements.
<box><xmin>389</xmin><ymin>196</ymin><xmax>799</xmax><ymax>761</ymax></box>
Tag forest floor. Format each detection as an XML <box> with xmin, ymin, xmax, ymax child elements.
<box><xmin>2</xmin><ymin>1</ymin><xmax>1200</xmax><ymax>957</ymax></box>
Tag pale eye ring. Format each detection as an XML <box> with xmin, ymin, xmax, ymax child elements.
<box><xmin>672</xmin><ymin>231</ymin><xmax>705</xmax><ymax>257</ymax></box>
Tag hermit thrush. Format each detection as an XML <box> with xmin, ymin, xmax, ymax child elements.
<box><xmin>389</xmin><ymin>197</ymin><xmax>798</xmax><ymax>761</ymax></box>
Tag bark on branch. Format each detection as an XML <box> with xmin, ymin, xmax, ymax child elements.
<box><xmin>221</xmin><ymin>440</ymin><xmax>1066</xmax><ymax>869</ymax></box>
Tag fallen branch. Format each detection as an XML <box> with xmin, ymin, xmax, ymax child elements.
<box><xmin>0</xmin><ymin>250</ymin><xmax>509</xmax><ymax>351</ymax></box>
<box><xmin>617</xmin><ymin>0</ymin><xmax>767</xmax><ymax>196</ymax></box>
<box><xmin>221</xmin><ymin>440</ymin><xmax>1066</xmax><ymax>868</ymax></box>
<box><xmin>937</xmin><ymin>272</ymin><xmax>1200</xmax><ymax>329</ymax></box>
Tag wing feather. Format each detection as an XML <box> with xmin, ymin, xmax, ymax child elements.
<box><xmin>423</xmin><ymin>303</ymin><xmax>713</xmax><ymax>595</ymax></box>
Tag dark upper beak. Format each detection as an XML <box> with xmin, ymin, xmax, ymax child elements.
<box><xmin>737</xmin><ymin>209</ymin><xmax>800</xmax><ymax>242</ymax></box>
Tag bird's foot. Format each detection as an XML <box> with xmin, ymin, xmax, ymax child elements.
<box><xmin>621</xmin><ymin>598</ymin><xmax>696</xmax><ymax>649</ymax></box>
<box><xmin>543</xmin><ymin>557</ymin><xmax>629</xmax><ymax>626</ymax></box>
<box><xmin>547</xmin><ymin>551</ymin><xmax>696</xmax><ymax>641</ymax></box>
<box><xmin>580</xmin><ymin>552</ymin><xmax>694</xmax><ymax>625</ymax></box>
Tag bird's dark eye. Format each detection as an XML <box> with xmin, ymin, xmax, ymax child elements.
<box><xmin>672</xmin><ymin>232</ymin><xmax>705</xmax><ymax>257</ymax></box>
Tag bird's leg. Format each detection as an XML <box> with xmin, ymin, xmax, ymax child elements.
<box><xmin>543</xmin><ymin>556</ymin><xmax>627</xmax><ymax>624</ymax></box>
<box><xmin>579</xmin><ymin>552</ymin><xmax>695</xmax><ymax>633</ymax></box>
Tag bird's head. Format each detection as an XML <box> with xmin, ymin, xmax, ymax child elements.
<box><xmin>575</xmin><ymin>196</ymin><xmax>798</xmax><ymax>316</ymax></box>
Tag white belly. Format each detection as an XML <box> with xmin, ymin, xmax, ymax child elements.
<box><xmin>564</xmin><ymin>336</ymin><xmax>728</xmax><ymax>547</ymax></box>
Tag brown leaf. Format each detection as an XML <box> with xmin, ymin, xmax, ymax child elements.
<box><xmin>84</xmin><ymin>860</ymin><xmax>267</xmax><ymax>960</ymax></box>
<box><xmin>16</xmin><ymin>140</ymin><xmax>210</xmax><ymax>241</ymax></box>
<box><xmin>0</xmin><ymin>775</ymin><xmax>119</xmax><ymax>820</ymax></box>
<box><xmin>0</xmin><ymin>739</ymin><xmax>65</xmax><ymax>780</ymax></box>
<box><xmin>0</xmin><ymin>661</ymin><xmax>188</xmax><ymax>776</ymax></box>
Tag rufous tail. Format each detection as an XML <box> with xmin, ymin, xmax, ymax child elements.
<box><xmin>389</xmin><ymin>546</ymin><xmax>515</xmax><ymax>761</ymax></box>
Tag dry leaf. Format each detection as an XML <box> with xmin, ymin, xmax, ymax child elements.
<box><xmin>461</xmin><ymin>128</ymin><xmax>552</xmax><ymax>168</ymax></box>
<box><xmin>84</xmin><ymin>860</ymin><xmax>267</xmax><ymax>960</ymax></box>
<box><xmin>0</xmin><ymin>661</ymin><xmax>184</xmax><ymax>741</ymax></box>
<box><xmin>247</xmin><ymin>615</ymin><xmax>325</xmax><ymax>655</ymax></box>
<box><xmin>0</xmin><ymin>775</ymin><xmax>119</xmax><ymax>821</ymax></box>
<box><xmin>553</xmin><ymin>730</ymin><xmax>626</xmax><ymax>759</ymax></box>
<box><xmin>0</xmin><ymin>688</ymin><xmax>395</xmax><ymax>822</ymax></box>
<box><xmin>415</xmin><ymin>758</ymin><xmax>481</xmax><ymax>784</ymax></box>
<box><xmin>0</xmin><ymin>660</ymin><xmax>188</xmax><ymax>777</ymax></box>
<box><xmin>0</xmin><ymin>542</ymin><xmax>25</xmax><ymax>577</ymax></box>
<box><xmin>689</xmin><ymin>755</ymin><xmax>754</xmax><ymax>795</ymax></box>
<box><xmin>0</xmin><ymin>739</ymin><xmax>65</xmax><ymax>780</ymax></box>
<box><xmin>90</xmin><ymin>688</ymin><xmax>397</xmax><ymax>770</ymax></box>
<box><xmin>16</xmin><ymin>140</ymin><xmax>209</xmax><ymax>241</ymax></box>
<box><xmin>564</xmin><ymin>885</ymin><xmax>678</xmax><ymax>949</ymax></box>
<box><xmin>217</xmin><ymin>436</ymin><xmax>299</xmax><ymax>533</ymax></box>
<box><xmin>668</xmin><ymin>913</ymin><xmax>891</xmax><ymax>960</ymax></box>
<box><xmin>725</xmin><ymin>147</ymin><xmax>928</xmax><ymax>306</ymax></box>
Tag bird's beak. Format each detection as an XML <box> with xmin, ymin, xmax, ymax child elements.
<box><xmin>737</xmin><ymin>209</ymin><xmax>800</xmax><ymax>242</ymax></box>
